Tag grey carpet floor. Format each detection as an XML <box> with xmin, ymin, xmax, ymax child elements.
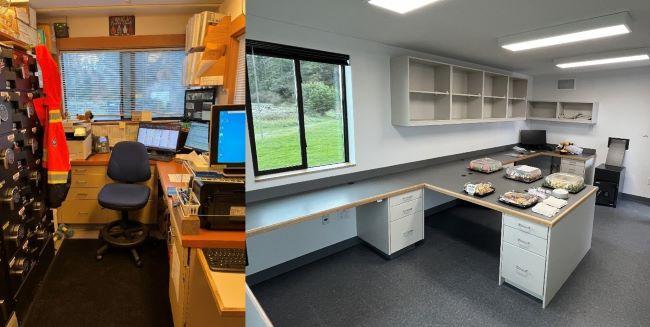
<box><xmin>251</xmin><ymin>199</ymin><xmax>650</xmax><ymax>327</ymax></box>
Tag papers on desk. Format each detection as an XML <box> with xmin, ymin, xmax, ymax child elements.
<box><xmin>532</xmin><ymin>196</ymin><xmax>568</xmax><ymax>218</ymax></box>
<box><xmin>169</xmin><ymin>174</ymin><xmax>192</xmax><ymax>183</ymax></box>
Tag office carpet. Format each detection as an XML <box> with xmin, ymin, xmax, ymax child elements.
<box><xmin>251</xmin><ymin>199</ymin><xmax>650</xmax><ymax>327</ymax></box>
<box><xmin>22</xmin><ymin>239</ymin><xmax>173</xmax><ymax>327</ymax></box>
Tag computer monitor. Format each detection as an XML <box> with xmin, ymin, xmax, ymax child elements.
<box><xmin>185</xmin><ymin>121</ymin><xmax>210</xmax><ymax>153</ymax></box>
<box><xmin>520</xmin><ymin>130</ymin><xmax>547</xmax><ymax>149</ymax></box>
<box><xmin>210</xmin><ymin>105</ymin><xmax>245</xmax><ymax>174</ymax></box>
<box><xmin>137</xmin><ymin>123</ymin><xmax>180</xmax><ymax>153</ymax></box>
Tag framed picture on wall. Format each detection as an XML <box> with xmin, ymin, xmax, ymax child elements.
<box><xmin>109</xmin><ymin>16</ymin><xmax>135</xmax><ymax>36</ymax></box>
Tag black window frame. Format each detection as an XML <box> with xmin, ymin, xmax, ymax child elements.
<box><xmin>246</xmin><ymin>40</ymin><xmax>351</xmax><ymax>176</ymax></box>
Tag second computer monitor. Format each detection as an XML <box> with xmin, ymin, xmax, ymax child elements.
<box><xmin>210</xmin><ymin>105</ymin><xmax>245</xmax><ymax>166</ymax></box>
<box><xmin>137</xmin><ymin>123</ymin><xmax>181</xmax><ymax>153</ymax></box>
<box><xmin>185</xmin><ymin>121</ymin><xmax>210</xmax><ymax>153</ymax></box>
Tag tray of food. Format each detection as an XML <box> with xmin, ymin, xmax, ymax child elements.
<box><xmin>463</xmin><ymin>182</ymin><xmax>495</xmax><ymax>197</ymax></box>
<box><xmin>498</xmin><ymin>191</ymin><xmax>539</xmax><ymax>208</ymax></box>
<box><xmin>542</xmin><ymin>172</ymin><xmax>586</xmax><ymax>193</ymax></box>
<box><xmin>468</xmin><ymin>158</ymin><xmax>503</xmax><ymax>174</ymax></box>
<box><xmin>504</xmin><ymin>165</ymin><xmax>543</xmax><ymax>183</ymax></box>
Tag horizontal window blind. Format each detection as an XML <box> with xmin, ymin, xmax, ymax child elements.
<box><xmin>61</xmin><ymin>49</ymin><xmax>186</xmax><ymax>120</ymax></box>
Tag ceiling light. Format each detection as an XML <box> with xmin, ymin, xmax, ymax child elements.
<box><xmin>555</xmin><ymin>49</ymin><xmax>650</xmax><ymax>69</ymax></box>
<box><xmin>499</xmin><ymin>12</ymin><xmax>631</xmax><ymax>52</ymax></box>
<box><xmin>368</xmin><ymin>0</ymin><xmax>442</xmax><ymax>14</ymax></box>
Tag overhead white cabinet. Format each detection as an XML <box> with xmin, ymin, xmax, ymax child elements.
<box><xmin>391</xmin><ymin>56</ymin><xmax>528</xmax><ymax>126</ymax></box>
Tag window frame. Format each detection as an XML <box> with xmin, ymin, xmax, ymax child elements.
<box><xmin>59</xmin><ymin>48</ymin><xmax>186</xmax><ymax>121</ymax></box>
<box><xmin>246</xmin><ymin>40</ymin><xmax>351</xmax><ymax>177</ymax></box>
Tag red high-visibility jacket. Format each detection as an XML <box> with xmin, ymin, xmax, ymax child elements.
<box><xmin>34</xmin><ymin>45</ymin><xmax>70</xmax><ymax>208</ymax></box>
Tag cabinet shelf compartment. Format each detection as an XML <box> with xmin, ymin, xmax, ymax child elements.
<box><xmin>452</xmin><ymin>95</ymin><xmax>482</xmax><ymax>120</ymax></box>
<box><xmin>528</xmin><ymin>101</ymin><xmax>558</xmax><ymax>119</ymax></box>
<box><xmin>484</xmin><ymin>97</ymin><xmax>507</xmax><ymax>119</ymax></box>
<box><xmin>509</xmin><ymin>77</ymin><xmax>528</xmax><ymax>99</ymax></box>
<box><xmin>409</xmin><ymin>58</ymin><xmax>451</xmax><ymax>94</ymax></box>
<box><xmin>558</xmin><ymin>102</ymin><xmax>598</xmax><ymax>124</ymax></box>
<box><xmin>452</xmin><ymin>66</ymin><xmax>482</xmax><ymax>96</ymax></box>
<box><xmin>484</xmin><ymin>73</ymin><xmax>508</xmax><ymax>98</ymax></box>
<box><xmin>508</xmin><ymin>99</ymin><xmax>527</xmax><ymax>118</ymax></box>
<box><xmin>409</xmin><ymin>93</ymin><xmax>451</xmax><ymax>121</ymax></box>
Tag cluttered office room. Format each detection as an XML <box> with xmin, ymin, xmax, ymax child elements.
<box><xmin>0</xmin><ymin>0</ymin><xmax>246</xmax><ymax>326</ymax></box>
<box><xmin>244</xmin><ymin>0</ymin><xmax>650</xmax><ymax>326</ymax></box>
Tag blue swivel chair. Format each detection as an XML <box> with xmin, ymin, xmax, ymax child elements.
<box><xmin>96</xmin><ymin>141</ymin><xmax>150</xmax><ymax>267</ymax></box>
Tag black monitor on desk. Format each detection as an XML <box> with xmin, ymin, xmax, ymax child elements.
<box><xmin>184</xmin><ymin>121</ymin><xmax>210</xmax><ymax>153</ymax></box>
<box><xmin>210</xmin><ymin>105</ymin><xmax>245</xmax><ymax>175</ymax></box>
<box><xmin>520</xmin><ymin>130</ymin><xmax>547</xmax><ymax>150</ymax></box>
<box><xmin>137</xmin><ymin>123</ymin><xmax>180</xmax><ymax>155</ymax></box>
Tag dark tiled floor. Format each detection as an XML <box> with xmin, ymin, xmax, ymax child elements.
<box><xmin>252</xmin><ymin>199</ymin><xmax>650</xmax><ymax>326</ymax></box>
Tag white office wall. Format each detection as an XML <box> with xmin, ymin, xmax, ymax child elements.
<box><xmin>246</xmin><ymin>15</ymin><xmax>527</xmax><ymax>191</ymax></box>
<box><xmin>531</xmin><ymin>66</ymin><xmax>650</xmax><ymax>198</ymax></box>
<box><xmin>247</xmin><ymin>209</ymin><xmax>356</xmax><ymax>275</ymax></box>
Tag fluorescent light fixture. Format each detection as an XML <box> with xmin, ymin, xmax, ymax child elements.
<box><xmin>555</xmin><ymin>48</ymin><xmax>650</xmax><ymax>69</ymax></box>
<box><xmin>499</xmin><ymin>12</ymin><xmax>631</xmax><ymax>52</ymax></box>
<box><xmin>368</xmin><ymin>0</ymin><xmax>442</xmax><ymax>14</ymax></box>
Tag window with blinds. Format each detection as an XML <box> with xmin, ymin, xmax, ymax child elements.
<box><xmin>61</xmin><ymin>49</ymin><xmax>186</xmax><ymax>120</ymax></box>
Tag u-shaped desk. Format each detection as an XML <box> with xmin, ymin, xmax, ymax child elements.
<box><xmin>247</xmin><ymin>150</ymin><xmax>597</xmax><ymax>308</ymax></box>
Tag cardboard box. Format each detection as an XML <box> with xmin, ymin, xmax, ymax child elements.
<box><xmin>68</xmin><ymin>133</ymin><xmax>93</xmax><ymax>161</ymax></box>
<box><xmin>131</xmin><ymin>111</ymin><xmax>152</xmax><ymax>122</ymax></box>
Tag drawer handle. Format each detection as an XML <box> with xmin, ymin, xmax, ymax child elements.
<box><xmin>515</xmin><ymin>265</ymin><xmax>528</xmax><ymax>273</ymax></box>
<box><xmin>403</xmin><ymin>229</ymin><xmax>414</xmax><ymax>237</ymax></box>
<box><xmin>517</xmin><ymin>238</ymin><xmax>530</xmax><ymax>246</ymax></box>
<box><xmin>403</xmin><ymin>195</ymin><xmax>413</xmax><ymax>201</ymax></box>
<box><xmin>78</xmin><ymin>211</ymin><xmax>90</xmax><ymax>215</ymax></box>
<box><xmin>403</xmin><ymin>208</ymin><xmax>413</xmax><ymax>214</ymax></box>
<box><xmin>517</xmin><ymin>223</ymin><xmax>531</xmax><ymax>230</ymax></box>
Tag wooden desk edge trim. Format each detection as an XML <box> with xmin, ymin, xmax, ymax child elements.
<box><xmin>198</xmin><ymin>250</ymin><xmax>245</xmax><ymax>317</ymax></box>
<box><xmin>247</xmin><ymin>182</ymin><xmax>599</xmax><ymax>236</ymax></box>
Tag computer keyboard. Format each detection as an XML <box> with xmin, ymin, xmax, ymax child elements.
<box><xmin>200</xmin><ymin>177</ymin><xmax>244</xmax><ymax>184</ymax></box>
<box><xmin>148</xmin><ymin>153</ymin><xmax>174</xmax><ymax>162</ymax></box>
<box><xmin>203</xmin><ymin>248</ymin><xmax>247</xmax><ymax>273</ymax></box>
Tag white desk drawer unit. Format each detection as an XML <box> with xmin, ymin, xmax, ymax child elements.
<box><xmin>502</xmin><ymin>225</ymin><xmax>547</xmax><ymax>257</ymax></box>
<box><xmin>390</xmin><ymin>212</ymin><xmax>424</xmax><ymax>253</ymax></box>
<box><xmin>503</xmin><ymin>214</ymin><xmax>548</xmax><ymax>239</ymax></box>
<box><xmin>501</xmin><ymin>242</ymin><xmax>546</xmax><ymax>296</ymax></box>
<box><xmin>389</xmin><ymin>189</ymin><xmax>422</xmax><ymax>207</ymax></box>
<box><xmin>389</xmin><ymin>196</ymin><xmax>423</xmax><ymax>221</ymax></box>
<box><xmin>357</xmin><ymin>188</ymin><xmax>424</xmax><ymax>257</ymax></box>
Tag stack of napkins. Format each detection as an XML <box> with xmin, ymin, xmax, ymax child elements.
<box><xmin>543</xmin><ymin>196</ymin><xmax>568</xmax><ymax>209</ymax></box>
<box><xmin>532</xmin><ymin>196</ymin><xmax>568</xmax><ymax>218</ymax></box>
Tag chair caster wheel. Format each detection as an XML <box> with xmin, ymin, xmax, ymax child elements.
<box><xmin>96</xmin><ymin>255</ymin><xmax>103</xmax><ymax>261</ymax></box>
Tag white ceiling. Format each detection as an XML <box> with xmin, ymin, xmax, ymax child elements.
<box><xmin>248</xmin><ymin>0</ymin><xmax>650</xmax><ymax>75</ymax></box>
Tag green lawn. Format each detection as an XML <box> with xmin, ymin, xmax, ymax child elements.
<box><xmin>254</xmin><ymin>115</ymin><xmax>345</xmax><ymax>171</ymax></box>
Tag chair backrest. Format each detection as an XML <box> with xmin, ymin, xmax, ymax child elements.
<box><xmin>107</xmin><ymin>141</ymin><xmax>151</xmax><ymax>183</ymax></box>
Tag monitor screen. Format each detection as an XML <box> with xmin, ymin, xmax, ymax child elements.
<box><xmin>211</xmin><ymin>105</ymin><xmax>245</xmax><ymax>165</ymax></box>
<box><xmin>185</xmin><ymin>121</ymin><xmax>210</xmax><ymax>153</ymax></box>
<box><xmin>520</xmin><ymin>130</ymin><xmax>547</xmax><ymax>147</ymax></box>
<box><xmin>137</xmin><ymin>124</ymin><xmax>180</xmax><ymax>152</ymax></box>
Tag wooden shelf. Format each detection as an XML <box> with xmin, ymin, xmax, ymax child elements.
<box><xmin>528</xmin><ymin>100</ymin><xmax>598</xmax><ymax>125</ymax></box>
<box><xmin>452</xmin><ymin>93</ymin><xmax>481</xmax><ymax>97</ymax></box>
<box><xmin>409</xmin><ymin>90</ymin><xmax>449</xmax><ymax>95</ymax></box>
<box><xmin>0</xmin><ymin>29</ymin><xmax>30</xmax><ymax>50</ymax></box>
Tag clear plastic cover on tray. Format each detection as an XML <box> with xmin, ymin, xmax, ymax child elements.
<box><xmin>543</xmin><ymin>172</ymin><xmax>585</xmax><ymax>193</ymax></box>
<box><xmin>499</xmin><ymin>191</ymin><xmax>539</xmax><ymax>208</ymax></box>
<box><xmin>463</xmin><ymin>182</ymin><xmax>494</xmax><ymax>197</ymax></box>
<box><xmin>468</xmin><ymin>158</ymin><xmax>503</xmax><ymax>173</ymax></box>
<box><xmin>505</xmin><ymin>165</ymin><xmax>543</xmax><ymax>183</ymax></box>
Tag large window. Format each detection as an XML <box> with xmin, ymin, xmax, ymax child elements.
<box><xmin>61</xmin><ymin>49</ymin><xmax>185</xmax><ymax>120</ymax></box>
<box><xmin>246</xmin><ymin>40</ymin><xmax>350</xmax><ymax>176</ymax></box>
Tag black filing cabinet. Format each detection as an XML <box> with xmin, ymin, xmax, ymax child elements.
<box><xmin>594</xmin><ymin>164</ymin><xmax>625</xmax><ymax>208</ymax></box>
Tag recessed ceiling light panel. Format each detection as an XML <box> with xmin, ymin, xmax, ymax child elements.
<box><xmin>368</xmin><ymin>0</ymin><xmax>442</xmax><ymax>14</ymax></box>
<box><xmin>555</xmin><ymin>48</ymin><xmax>649</xmax><ymax>69</ymax></box>
<box><xmin>499</xmin><ymin>12</ymin><xmax>631</xmax><ymax>52</ymax></box>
